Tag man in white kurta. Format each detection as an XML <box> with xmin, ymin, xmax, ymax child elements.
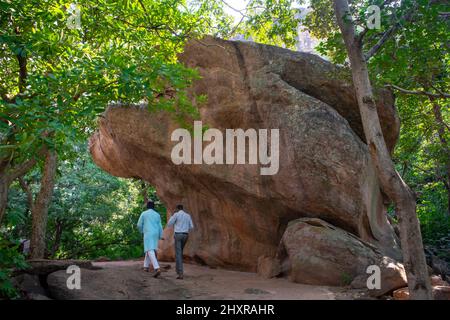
<box><xmin>137</xmin><ymin>201</ymin><xmax>163</xmax><ymax>278</ymax></box>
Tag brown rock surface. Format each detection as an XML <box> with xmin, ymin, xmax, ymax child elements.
<box><xmin>393</xmin><ymin>285</ymin><xmax>450</xmax><ymax>300</ymax></box>
<box><xmin>393</xmin><ymin>287</ymin><xmax>409</xmax><ymax>300</ymax></box>
<box><xmin>89</xmin><ymin>37</ymin><xmax>401</xmax><ymax>272</ymax></box>
<box><xmin>431</xmin><ymin>275</ymin><xmax>448</xmax><ymax>286</ymax></box>
<box><xmin>433</xmin><ymin>286</ymin><xmax>450</xmax><ymax>300</ymax></box>
<box><xmin>278</xmin><ymin>218</ymin><xmax>406</xmax><ymax>295</ymax></box>
<box><xmin>45</xmin><ymin>260</ymin><xmax>347</xmax><ymax>300</ymax></box>
<box><xmin>12</xmin><ymin>274</ymin><xmax>51</xmax><ymax>300</ymax></box>
<box><xmin>14</xmin><ymin>259</ymin><xmax>97</xmax><ymax>276</ymax></box>
<box><xmin>257</xmin><ymin>256</ymin><xmax>282</xmax><ymax>279</ymax></box>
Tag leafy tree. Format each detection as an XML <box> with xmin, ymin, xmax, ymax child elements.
<box><xmin>5</xmin><ymin>145</ymin><xmax>166</xmax><ymax>260</ymax></box>
<box><xmin>204</xmin><ymin>0</ymin><xmax>448</xmax><ymax>297</ymax></box>
<box><xmin>1</xmin><ymin>0</ymin><xmax>447</xmax><ymax>300</ymax></box>
<box><xmin>218</xmin><ymin>0</ymin><xmax>300</xmax><ymax>48</ymax></box>
<box><xmin>297</xmin><ymin>0</ymin><xmax>449</xmax><ymax>299</ymax></box>
<box><xmin>332</xmin><ymin>0</ymin><xmax>443</xmax><ymax>299</ymax></box>
<box><xmin>0</xmin><ymin>236</ymin><xmax>28</xmax><ymax>299</ymax></box>
<box><xmin>0</xmin><ymin>0</ymin><xmax>217</xmax><ymax>257</ymax></box>
<box><xmin>304</xmin><ymin>0</ymin><xmax>449</xmax><ymax>214</ymax></box>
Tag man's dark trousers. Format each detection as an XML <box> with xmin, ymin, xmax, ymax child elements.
<box><xmin>174</xmin><ymin>232</ymin><xmax>188</xmax><ymax>275</ymax></box>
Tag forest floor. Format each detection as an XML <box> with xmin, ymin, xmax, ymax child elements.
<box><xmin>46</xmin><ymin>260</ymin><xmax>361</xmax><ymax>300</ymax></box>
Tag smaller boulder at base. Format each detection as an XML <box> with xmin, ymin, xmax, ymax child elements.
<box><xmin>278</xmin><ymin>218</ymin><xmax>406</xmax><ymax>296</ymax></box>
<box><xmin>257</xmin><ymin>255</ymin><xmax>282</xmax><ymax>279</ymax></box>
<box><xmin>393</xmin><ymin>284</ymin><xmax>450</xmax><ymax>300</ymax></box>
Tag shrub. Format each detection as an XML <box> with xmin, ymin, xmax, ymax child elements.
<box><xmin>0</xmin><ymin>237</ymin><xmax>29</xmax><ymax>299</ymax></box>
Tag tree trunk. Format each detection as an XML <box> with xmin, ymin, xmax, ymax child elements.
<box><xmin>141</xmin><ymin>181</ymin><xmax>149</xmax><ymax>206</ymax></box>
<box><xmin>429</xmin><ymin>97</ymin><xmax>450</xmax><ymax>215</ymax></box>
<box><xmin>333</xmin><ymin>0</ymin><xmax>432</xmax><ymax>299</ymax></box>
<box><xmin>18</xmin><ymin>176</ymin><xmax>34</xmax><ymax>214</ymax></box>
<box><xmin>30</xmin><ymin>150</ymin><xmax>57</xmax><ymax>259</ymax></box>
<box><xmin>0</xmin><ymin>177</ymin><xmax>8</xmax><ymax>225</ymax></box>
<box><xmin>50</xmin><ymin>219</ymin><xmax>64</xmax><ymax>258</ymax></box>
<box><xmin>0</xmin><ymin>157</ymin><xmax>38</xmax><ymax>225</ymax></box>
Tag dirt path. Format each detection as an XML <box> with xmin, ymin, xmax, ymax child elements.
<box><xmin>46</xmin><ymin>260</ymin><xmax>355</xmax><ymax>300</ymax></box>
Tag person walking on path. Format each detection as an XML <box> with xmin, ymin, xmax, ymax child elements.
<box><xmin>166</xmin><ymin>204</ymin><xmax>194</xmax><ymax>279</ymax></box>
<box><xmin>137</xmin><ymin>201</ymin><xmax>163</xmax><ymax>278</ymax></box>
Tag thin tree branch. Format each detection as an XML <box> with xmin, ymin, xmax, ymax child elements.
<box><xmin>18</xmin><ymin>176</ymin><xmax>34</xmax><ymax>210</ymax></box>
<box><xmin>431</xmin><ymin>84</ymin><xmax>450</xmax><ymax>99</ymax></box>
<box><xmin>114</xmin><ymin>16</ymin><xmax>165</xmax><ymax>32</ymax></box>
<box><xmin>364</xmin><ymin>2</ymin><xmax>418</xmax><ymax>61</ymax></box>
<box><xmin>16</xmin><ymin>53</ymin><xmax>27</xmax><ymax>93</ymax></box>
<box><xmin>220</xmin><ymin>0</ymin><xmax>251</xmax><ymax>17</ymax></box>
<box><xmin>7</xmin><ymin>157</ymin><xmax>38</xmax><ymax>183</ymax></box>
<box><xmin>385</xmin><ymin>83</ymin><xmax>450</xmax><ymax>99</ymax></box>
<box><xmin>357</xmin><ymin>0</ymin><xmax>397</xmax><ymax>44</ymax></box>
<box><xmin>14</xmin><ymin>27</ymin><xmax>28</xmax><ymax>93</ymax></box>
<box><xmin>356</xmin><ymin>27</ymin><xmax>369</xmax><ymax>44</ymax></box>
<box><xmin>70</xmin><ymin>80</ymin><xmax>119</xmax><ymax>103</ymax></box>
<box><xmin>364</xmin><ymin>26</ymin><xmax>397</xmax><ymax>60</ymax></box>
<box><xmin>6</xmin><ymin>144</ymin><xmax>48</xmax><ymax>182</ymax></box>
<box><xmin>0</xmin><ymin>85</ymin><xmax>14</xmax><ymax>103</ymax></box>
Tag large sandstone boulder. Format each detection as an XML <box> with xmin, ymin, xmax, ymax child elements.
<box><xmin>278</xmin><ymin>218</ymin><xmax>406</xmax><ymax>295</ymax></box>
<box><xmin>89</xmin><ymin>37</ymin><xmax>401</xmax><ymax>272</ymax></box>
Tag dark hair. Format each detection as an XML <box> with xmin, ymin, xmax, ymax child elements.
<box><xmin>176</xmin><ymin>204</ymin><xmax>183</xmax><ymax>210</ymax></box>
<box><xmin>147</xmin><ymin>201</ymin><xmax>155</xmax><ymax>209</ymax></box>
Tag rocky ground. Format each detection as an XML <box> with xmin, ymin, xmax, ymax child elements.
<box><xmin>14</xmin><ymin>260</ymin><xmax>361</xmax><ymax>300</ymax></box>
<box><xmin>13</xmin><ymin>259</ymin><xmax>449</xmax><ymax>300</ymax></box>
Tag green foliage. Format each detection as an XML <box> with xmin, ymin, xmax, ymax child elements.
<box><xmin>187</xmin><ymin>0</ymin><xmax>301</xmax><ymax>49</ymax></box>
<box><xmin>394</xmin><ymin>94</ymin><xmax>450</xmax><ymax>248</ymax></box>
<box><xmin>0</xmin><ymin>0</ymin><xmax>220</xmax><ymax>282</ymax></box>
<box><xmin>302</xmin><ymin>0</ymin><xmax>450</xmax><ymax>247</ymax></box>
<box><xmin>417</xmin><ymin>182</ymin><xmax>449</xmax><ymax>245</ymax></box>
<box><xmin>0</xmin><ymin>0</ymin><xmax>303</xmax><ymax>270</ymax></box>
<box><xmin>0</xmin><ymin>237</ymin><xmax>28</xmax><ymax>299</ymax></box>
<box><xmin>0</xmin><ymin>1</ymin><xmax>448</xmax><ymax>291</ymax></box>
<box><xmin>0</xmin><ymin>0</ymin><xmax>215</xmax><ymax>181</ymax></box>
<box><xmin>238</xmin><ymin>0</ymin><xmax>300</xmax><ymax>48</ymax></box>
<box><xmin>340</xmin><ymin>271</ymin><xmax>353</xmax><ymax>286</ymax></box>
<box><xmin>5</xmin><ymin>145</ymin><xmax>166</xmax><ymax>260</ymax></box>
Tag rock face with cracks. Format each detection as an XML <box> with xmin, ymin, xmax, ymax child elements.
<box><xmin>89</xmin><ymin>37</ymin><xmax>402</xmax><ymax>277</ymax></box>
<box><xmin>278</xmin><ymin>218</ymin><xmax>406</xmax><ymax>295</ymax></box>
